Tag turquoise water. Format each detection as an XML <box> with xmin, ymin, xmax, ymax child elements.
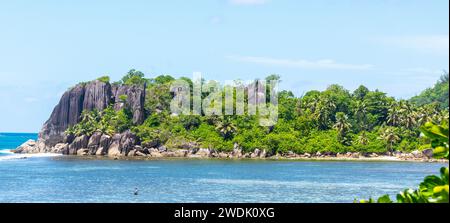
<box><xmin>0</xmin><ymin>133</ymin><xmax>447</xmax><ymax>203</ymax></box>
<box><xmin>0</xmin><ymin>133</ymin><xmax>37</xmax><ymax>155</ymax></box>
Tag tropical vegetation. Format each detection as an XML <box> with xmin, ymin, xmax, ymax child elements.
<box><xmin>66</xmin><ymin>69</ymin><xmax>449</xmax><ymax>157</ymax></box>
<box><xmin>358</xmin><ymin>122</ymin><xmax>448</xmax><ymax>203</ymax></box>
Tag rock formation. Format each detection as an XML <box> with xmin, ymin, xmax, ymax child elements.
<box><xmin>37</xmin><ymin>80</ymin><xmax>145</xmax><ymax>149</ymax></box>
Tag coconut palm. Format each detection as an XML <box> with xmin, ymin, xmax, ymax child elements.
<box><xmin>215</xmin><ymin>119</ymin><xmax>237</xmax><ymax>140</ymax></box>
<box><xmin>315</xmin><ymin>97</ymin><xmax>336</xmax><ymax>130</ymax></box>
<box><xmin>353</xmin><ymin>100</ymin><xmax>369</xmax><ymax>130</ymax></box>
<box><xmin>387</xmin><ymin>102</ymin><xmax>401</xmax><ymax>126</ymax></box>
<box><xmin>357</xmin><ymin>131</ymin><xmax>369</xmax><ymax>146</ymax></box>
<box><xmin>398</xmin><ymin>101</ymin><xmax>416</xmax><ymax>129</ymax></box>
<box><xmin>378</xmin><ymin>127</ymin><xmax>400</xmax><ymax>152</ymax></box>
<box><xmin>333</xmin><ymin>112</ymin><xmax>352</xmax><ymax>143</ymax></box>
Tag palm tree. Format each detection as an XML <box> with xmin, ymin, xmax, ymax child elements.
<box><xmin>387</xmin><ymin>102</ymin><xmax>401</xmax><ymax>126</ymax></box>
<box><xmin>315</xmin><ymin>97</ymin><xmax>336</xmax><ymax>130</ymax></box>
<box><xmin>333</xmin><ymin>112</ymin><xmax>352</xmax><ymax>143</ymax></box>
<box><xmin>303</xmin><ymin>94</ymin><xmax>320</xmax><ymax>113</ymax></box>
<box><xmin>378</xmin><ymin>127</ymin><xmax>400</xmax><ymax>152</ymax></box>
<box><xmin>399</xmin><ymin>100</ymin><xmax>416</xmax><ymax>129</ymax></box>
<box><xmin>353</xmin><ymin>100</ymin><xmax>368</xmax><ymax>130</ymax></box>
<box><xmin>357</xmin><ymin>131</ymin><xmax>369</xmax><ymax>146</ymax></box>
<box><xmin>215</xmin><ymin>119</ymin><xmax>237</xmax><ymax>140</ymax></box>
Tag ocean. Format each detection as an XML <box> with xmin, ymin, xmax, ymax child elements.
<box><xmin>0</xmin><ymin>133</ymin><xmax>447</xmax><ymax>203</ymax></box>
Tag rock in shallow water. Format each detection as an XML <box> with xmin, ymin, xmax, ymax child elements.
<box><xmin>14</xmin><ymin>140</ymin><xmax>38</xmax><ymax>154</ymax></box>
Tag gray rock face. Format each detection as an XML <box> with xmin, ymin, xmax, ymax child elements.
<box><xmin>96</xmin><ymin>134</ymin><xmax>112</xmax><ymax>155</ymax></box>
<box><xmin>196</xmin><ymin>148</ymin><xmax>211</xmax><ymax>157</ymax></box>
<box><xmin>107</xmin><ymin>134</ymin><xmax>123</xmax><ymax>157</ymax></box>
<box><xmin>67</xmin><ymin>135</ymin><xmax>89</xmax><ymax>155</ymax></box>
<box><xmin>39</xmin><ymin>84</ymin><xmax>85</xmax><ymax>147</ymax></box>
<box><xmin>119</xmin><ymin>130</ymin><xmax>138</xmax><ymax>156</ymax></box>
<box><xmin>52</xmin><ymin>143</ymin><xmax>68</xmax><ymax>153</ymax></box>
<box><xmin>112</xmin><ymin>84</ymin><xmax>146</xmax><ymax>124</ymax></box>
<box><xmin>37</xmin><ymin>80</ymin><xmax>146</xmax><ymax>149</ymax></box>
<box><xmin>87</xmin><ymin>132</ymin><xmax>102</xmax><ymax>155</ymax></box>
<box><xmin>83</xmin><ymin>81</ymin><xmax>113</xmax><ymax>111</ymax></box>
<box><xmin>422</xmin><ymin>149</ymin><xmax>434</xmax><ymax>159</ymax></box>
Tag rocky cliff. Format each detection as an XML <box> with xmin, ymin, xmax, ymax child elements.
<box><xmin>34</xmin><ymin>80</ymin><xmax>145</xmax><ymax>151</ymax></box>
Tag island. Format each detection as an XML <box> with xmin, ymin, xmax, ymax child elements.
<box><xmin>13</xmin><ymin>70</ymin><xmax>449</xmax><ymax>163</ymax></box>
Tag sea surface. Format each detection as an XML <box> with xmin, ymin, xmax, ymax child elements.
<box><xmin>0</xmin><ymin>133</ymin><xmax>447</xmax><ymax>203</ymax></box>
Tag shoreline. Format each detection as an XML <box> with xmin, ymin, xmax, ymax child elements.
<box><xmin>11</xmin><ymin>139</ymin><xmax>448</xmax><ymax>163</ymax></box>
<box><xmin>10</xmin><ymin>149</ymin><xmax>448</xmax><ymax>163</ymax></box>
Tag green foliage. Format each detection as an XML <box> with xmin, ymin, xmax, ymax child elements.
<box><xmin>66</xmin><ymin>72</ymin><xmax>449</xmax><ymax>159</ymax></box>
<box><xmin>233</xmin><ymin>125</ymin><xmax>268</xmax><ymax>152</ymax></box>
<box><xmin>358</xmin><ymin>122</ymin><xmax>449</xmax><ymax>203</ymax></box>
<box><xmin>180</xmin><ymin>115</ymin><xmax>201</xmax><ymax>130</ymax></box>
<box><xmin>132</xmin><ymin>125</ymin><xmax>170</xmax><ymax>148</ymax></box>
<box><xmin>333</xmin><ymin>112</ymin><xmax>352</xmax><ymax>145</ymax></box>
<box><xmin>353</xmin><ymin>131</ymin><xmax>387</xmax><ymax>154</ymax></box>
<box><xmin>215</xmin><ymin>117</ymin><xmax>237</xmax><ymax>140</ymax></box>
<box><xmin>411</xmin><ymin>71</ymin><xmax>449</xmax><ymax>109</ymax></box>
<box><xmin>97</xmin><ymin>76</ymin><xmax>110</xmax><ymax>83</ymax></box>
<box><xmin>121</xmin><ymin>69</ymin><xmax>148</xmax><ymax>85</ymax></box>
<box><xmin>378</xmin><ymin>127</ymin><xmax>400</xmax><ymax>152</ymax></box>
<box><xmin>192</xmin><ymin>123</ymin><xmax>233</xmax><ymax>150</ymax></box>
<box><xmin>150</xmin><ymin>75</ymin><xmax>175</xmax><ymax>85</ymax></box>
<box><xmin>118</xmin><ymin>94</ymin><xmax>128</xmax><ymax>103</ymax></box>
<box><xmin>303</xmin><ymin>130</ymin><xmax>349</xmax><ymax>154</ymax></box>
<box><xmin>65</xmin><ymin>106</ymin><xmax>132</xmax><ymax>136</ymax></box>
<box><xmin>115</xmin><ymin>108</ymin><xmax>133</xmax><ymax>132</ymax></box>
<box><xmin>145</xmin><ymin>81</ymin><xmax>173</xmax><ymax>114</ymax></box>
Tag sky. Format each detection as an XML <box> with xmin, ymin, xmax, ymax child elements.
<box><xmin>0</xmin><ymin>0</ymin><xmax>448</xmax><ymax>132</ymax></box>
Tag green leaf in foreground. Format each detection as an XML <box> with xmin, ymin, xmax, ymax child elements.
<box><xmin>358</xmin><ymin>122</ymin><xmax>449</xmax><ymax>203</ymax></box>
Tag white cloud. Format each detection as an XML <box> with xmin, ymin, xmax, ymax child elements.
<box><xmin>379</xmin><ymin>35</ymin><xmax>449</xmax><ymax>54</ymax></box>
<box><xmin>229</xmin><ymin>0</ymin><xmax>268</xmax><ymax>5</ymax></box>
<box><xmin>227</xmin><ymin>55</ymin><xmax>374</xmax><ymax>70</ymax></box>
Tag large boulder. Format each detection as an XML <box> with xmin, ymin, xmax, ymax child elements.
<box><xmin>174</xmin><ymin>149</ymin><xmax>188</xmax><ymax>157</ymax></box>
<box><xmin>14</xmin><ymin>140</ymin><xmax>38</xmax><ymax>154</ymax></box>
<box><xmin>68</xmin><ymin>135</ymin><xmax>89</xmax><ymax>155</ymax></box>
<box><xmin>196</xmin><ymin>148</ymin><xmax>211</xmax><ymax>157</ymax></box>
<box><xmin>231</xmin><ymin>143</ymin><xmax>242</xmax><ymax>158</ymax></box>
<box><xmin>251</xmin><ymin>149</ymin><xmax>261</xmax><ymax>158</ymax></box>
<box><xmin>119</xmin><ymin>131</ymin><xmax>138</xmax><ymax>155</ymax></box>
<box><xmin>411</xmin><ymin>150</ymin><xmax>423</xmax><ymax>159</ymax></box>
<box><xmin>96</xmin><ymin>134</ymin><xmax>112</xmax><ymax>155</ymax></box>
<box><xmin>51</xmin><ymin>143</ymin><xmax>68</xmax><ymax>153</ymax></box>
<box><xmin>77</xmin><ymin>149</ymin><xmax>89</xmax><ymax>156</ymax></box>
<box><xmin>260</xmin><ymin>149</ymin><xmax>267</xmax><ymax>158</ymax></box>
<box><xmin>87</xmin><ymin>132</ymin><xmax>102</xmax><ymax>155</ymax></box>
<box><xmin>107</xmin><ymin>134</ymin><xmax>123</xmax><ymax>157</ymax></box>
<box><xmin>106</xmin><ymin>131</ymin><xmax>139</xmax><ymax>157</ymax></box>
<box><xmin>422</xmin><ymin>149</ymin><xmax>434</xmax><ymax>159</ymax></box>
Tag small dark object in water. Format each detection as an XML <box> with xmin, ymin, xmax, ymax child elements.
<box><xmin>134</xmin><ymin>188</ymin><xmax>139</xmax><ymax>196</ymax></box>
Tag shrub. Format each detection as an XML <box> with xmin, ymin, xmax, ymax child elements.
<box><xmin>97</xmin><ymin>76</ymin><xmax>110</xmax><ymax>83</ymax></box>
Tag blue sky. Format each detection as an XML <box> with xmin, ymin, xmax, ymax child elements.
<box><xmin>0</xmin><ymin>0</ymin><xmax>448</xmax><ymax>132</ymax></box>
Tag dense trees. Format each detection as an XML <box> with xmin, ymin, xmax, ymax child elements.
<box><xmin>411</xmin><ymin>71</ymin><xmax>449</xmax><ymax>109</ymax></box>
<box><xmin>67</xmin><ymin>69</ymin><xmax>449</xmax><ymax>156</ymax></box>
<box><xmin>359</xmin><ymin>122</ymin><xmax>449</xmax><ymax>203</ymax></box>
<box><xmin>65</xmin><ymin>106</ymin><xmax>132</xmax><ymax>137</ymax></box>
